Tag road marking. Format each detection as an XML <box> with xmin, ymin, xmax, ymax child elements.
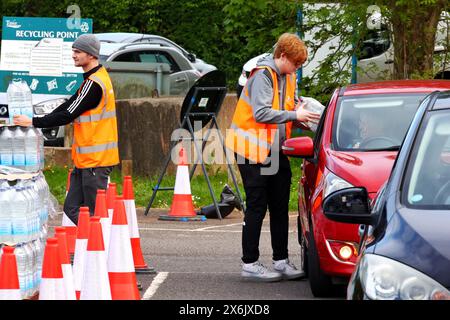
<box><xmin>138</xmin><ymin>227</ymin><xmax>293</xmax><ymax>233</ymax></box>
<box><xmin>142</xmin><ymin>272</ymin><xmax>169</xmax><ymax>300</ymax></box>
<box><xmin>192</xmin><ymin>222</ymin><xmax>243</xmax><ymax>231</ymax></box>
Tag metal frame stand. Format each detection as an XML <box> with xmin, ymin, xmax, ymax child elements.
<box><xmin>144</xmin><ymin>86</ymin><xmax>245</xmax><ymax>219</ymax></box>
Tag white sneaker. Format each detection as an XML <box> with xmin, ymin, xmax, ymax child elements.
<box><xmin>241</xmin><ymin>261</ymin><xmax>282</xmax><ymax>282</ymax></box>
<box><xmin>273</xmin><ymin>259</ymin><xmax>305</xmax><ymax>280</ymax></box>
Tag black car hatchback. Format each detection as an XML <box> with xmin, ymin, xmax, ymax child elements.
<box><xmin>322</xmin><ymin>90</ymin><xmax>450</xmax><ymax>300</ymax></box>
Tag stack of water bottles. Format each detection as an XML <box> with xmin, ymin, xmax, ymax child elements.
<box><xmin>0</xmin><ymin>80</ymin><xmax>52</xmax><ymax>299</ymax></box>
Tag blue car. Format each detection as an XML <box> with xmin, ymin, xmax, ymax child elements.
<box><xmin>322</xmin><ymin>90</ymin><xmax>450</xmax><ymax>300</ymax></box>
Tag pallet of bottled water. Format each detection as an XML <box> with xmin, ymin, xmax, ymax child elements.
<box><xmin>0</xmin><ymin>126</ymin><xmax>44</xmax><ymax>173</ymax></box>
<box><xmin>0</xmin><ymin>173</ymin><xmax>53</xmax><ymax>299</ymax></box>
<box><xmin>1</xmin><ymin>79</ymin><xmax>33</xmax><ymax>126</ymax></box>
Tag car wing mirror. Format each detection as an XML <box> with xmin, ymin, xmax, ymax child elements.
<box><xmin>282</xmin><ymin>137</ymin><xmax>314</xmax><ymax>158</ymax></box>
<box><xmin>322</xmin><ymin>187</ymin><xmax>376</xmax><ymax>225</ymax></box>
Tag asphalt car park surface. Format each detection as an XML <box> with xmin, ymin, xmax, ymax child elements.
<box><xmin>48</xmin><ymin>207</ymin><xmax>343</xmax><ymax>300</ymax></box>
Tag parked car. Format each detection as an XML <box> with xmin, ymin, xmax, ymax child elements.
<box><xmin>281</xmin><ymin>80</ymin><xmax>450</xmax><ymax>297</ymax></box>
<box><xmin>322</xmin><ymin>90</ymin><xmax>450</xmax><ymax>300</ymax></box>
<box><xmin>99</xmin><ymin>42</ymin><xmax>202</xmax><ymax>97</ymax></box>
<box><xmin>95</xmin><ymin>32</ymin><xmax>216</xmax><ymax>75</ymax></box>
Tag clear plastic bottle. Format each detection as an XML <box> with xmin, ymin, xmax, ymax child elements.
<box><xmin>0</xmin><ymin>181</ymin><xmax>12</xmax><ymax>244</ymax></box>
<box><xmin>12</xmin><ymin>127</ymin><xmax>26</xmax><ymax>170</ymax></box>
<box><xmin>7</xmin><ymin>79</ymin><xmax>24</xmax><ymax>124</ymax></box>
<box><xmin>33</xmin><ymin>238</ymin><xmax>43</xmax><ymax>289</ymax></box>
<box><xmin>24</xmin><ymin>128</ymin><xmax>39</xmax><ymax>172</ymax></box>
<box><xmin>20</xmin><ymin>80</ymin><xmax>33</xmax><ymax>118</ymax></box>
<box><xmin>23</xmin><ymin>242</ymin><xmax>34</xmax><ymax>297</ymax></box>
<box><xmin>11</xmin><ymin>185</ymin><xmax>29</xmax><ymax>244</ymax></box>
<box><xmin>15</xmin><ymin>244</ymin><xmax>27</xmax><ymax>298</ymax></box>
<box><xmin>0</xmin><ymin>127</ymin><xmax>14</xmax><ymax>166</ymax></box>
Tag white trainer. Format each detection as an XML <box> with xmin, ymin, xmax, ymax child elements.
<box><xmin>273</xmin><ymin>258</ymin><xmax>305</xmax><ymax>280</ymax></box>
<box><xmin>241</xmin><ymin>261</ymin><xmax>282</xmax><ymax>282</ymax></box>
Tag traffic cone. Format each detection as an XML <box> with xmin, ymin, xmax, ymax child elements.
<box><xmin>62</xmin><ymin>169</ymin><xmax>77</xmax><ymax>256</ymax></box>
<box><xmin>39</xmin><ymin>238</ymin><xmax>66</xmax><ymax>300</ymax></box>
<box><xmin>159</xmin><ymin>147</ymin><xmax>206</xmax><ymax>221</ymax></box>
<box><xmin>80</xmin><ymin>216</ymin><xmax>111</xmax><ymax>300</ymax></box>
<box><xmin>0</xmin><ymin>246</ymin><xmax>21</xmax><ymax>300</ymax></box>
<box><xmin>123</xmin><ymin>176</ymin><xmax>155</xmax><ymax>274</ymax></box>
<box><xmin>94</xmin><ymin>189</ymin><xmax>111</xmax><ymax>257</ymax></box>
<box><xmin>55</xmin><ymin>227</ymin><xmax>76</xmax><ymax>300</ymax></box>
<box><xmin>72</xmin><ymin>207</ymin><xmax>90</xmax><ymax>300</ymax></box>
<box><xmin>107</xmin><ymin>197</ymin><xmax>140</xmax><ymax>300</ymax></box>
<box><xmin>106</xmin><ymin>182</ymin><xmax>117</xmax><ymax>223</ymax></box>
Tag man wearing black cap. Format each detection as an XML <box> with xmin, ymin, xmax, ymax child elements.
<box><xmin>14</xmin><ymin>34</ymin><xmax>120</xmax><ymax>225</ymax></box>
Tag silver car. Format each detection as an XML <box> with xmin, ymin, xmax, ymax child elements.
<box><xmin>95</xmin><ymin>32</ymin><xmax>216</xmax><ymax>75</ymax></box>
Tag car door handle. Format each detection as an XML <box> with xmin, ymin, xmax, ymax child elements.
<box><xmin>385</xmin><ymin>59</ymin><xmax>394</xmax><ymax>64</ymax></box>
<box><xmin>175</xmin><ymin>78</ymin><xmax>187</xmax><ymax>83</ymax></box>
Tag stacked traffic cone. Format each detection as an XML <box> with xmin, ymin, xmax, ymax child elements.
<box><xmin>80</xmin><ymin>216</ymin><xmax>111</xmax><ymax>300</ymax></box>
<box><xmin>107</xmin><ymin>196</ymin><xmax>140</xmax><ymax>300</ymax></box>
<box><xmin>72</xmin><ymin>207</ymin><xmax>90</xmax><ymax>300</ymax></box>
<box><xmin>123</xmin><ymin>176</ymin><xmax>155</xmax><ymax>274</ymax></box>
<box><xmin>159</xmin><ymin>147</ymin><xmax>206</xmax><ymax>221</ymax></box>
<box><xmin>0</xmin><ymin>246</ymin><xmax>21</xmax><ymax>300</ymax></box>
<box><xmin>55</xmin><ymin>227</ymin><xmax>76</xmax><ymax>300</ymax></box>
<box><xmin>61</xmin><ymin>169</ymin><xmax>77</xmax><ymax>256</ymax></box>
<box><xmin>106</xmin><ymin>182</ymin><xmax>117</xmax><ymax>222</ymax></box>
<box><xmin>39</xmin><ymin>238</ymin><xmax>66</xmax><ymax>300</ymax></box>
<box><xmin>94</xmin><ymin>189</ymin><xmax>111</xmax><ymax>256</ymax></box>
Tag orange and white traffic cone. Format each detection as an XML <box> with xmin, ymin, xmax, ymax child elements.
<box><xmin>159</xmin><ymin>147</ymin><xmax>206</xmax><ymax>221</ymax></box>
<box><xmin>0</xmin><ymin>246</ymin><xmax>21</xmax><ymax>300</ymax></box>
<box><xmin>123</xmin><ymin>176</ymin><xmax>155</xmax><ymax>274</ymax></box>
<box><xmin>80</xmin><ymin>216</ymin><xmax>111</xmax><ymax>300</ymax></box>
<box><xmin>39</xmin><ymin>238</ymin><xmax>66</xmax><ymax>300</ymax></box>
<box><xmin>72</xmin><ymin>207</ymin><xmax>90</xmax><ymax>300</ymax></box>
<box><xmin>106</xmin><ymin>182</ymin><xmax>117</xmax><ymax>223</ymax></box>
<box><xmin>107</xmin><ymin>196</ymin><xmax>140</xmax><ymax>300</ymax></box>
<box><xmin>62</xmin><ymin>169</ymin><xmax>77</xmax><ymax>257</ymax></box>
<box><xmin>94</xmin><ymin>189</ymin><xmax>111</xmax><ymax>257</ymax></box>
<box><xmin>55</xmin><ymin>227</ymin><xmax>76</xmax><ymax>300</ymax></box>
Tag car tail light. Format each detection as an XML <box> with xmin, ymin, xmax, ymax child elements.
<box><xmin>326</xmin><ymin>240</ymin><xmax>358</xmax><ymax>264</ymax></box>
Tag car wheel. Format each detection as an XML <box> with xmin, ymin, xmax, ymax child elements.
<box><xmin>307</xmin><ymin>225</ymin><xmax>334</xmax><ymax>297</ymax></box>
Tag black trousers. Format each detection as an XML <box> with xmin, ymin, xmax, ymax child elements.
<box><xmin>63</xmin><ymin>166</ymin><xmax>114</xmax><ymax>225</ymax></box>
<box><xmin>237</xmin><ymin>152</ymin><xmax>292</xmax><ymax>264</ymax></box>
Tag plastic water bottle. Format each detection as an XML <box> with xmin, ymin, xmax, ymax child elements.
<box><xmin>12</xmin><ymin>127</ymin><xmax>26</xmax><ymax>170</ymax></box>
<box><xmin>36</xmin><ymin>128</ymin><xmax>45</xmax><ymax>170</ymax></box>
<box><xmin>23</xmin><ymin>242</ymin><xmax>34</xmax><ymax>297</ymax></box>
<box><xmin>24</xmin><ymin>128</ymin><xmax>39</xmax><ymax>172</ymax></box>
<box><xmin>15</xmin><ymin>244</ymin><xmax>27</xmax><ymax>298</ymax></box>
<box><xmin>7</xmin><ymin>79</ymin><xmax>24</xmax><ymax>124</ymax></box>
<box><xmin>11</xmin><ymin>185</ymin><xmax>29</xmax><ymax>244</ymax></box>
<box><xmin>0</xmin><ymin>127</ymin><xmax>14</xmax><ymax>166</ymax></box>
<box><xmin>33</xmin><ymin>238</ymin><xmax>43</xmax><ymax>288</ymax></box>
<box><xmin>20</xmin><ymin>81</ymin><xmax>33</xmax><ymax>118</ymax></box>
<box><xmin>301</xmin><ymin>97</ymin><xmax>325</xmax><ymax>132</ymax></box>
<box><xmin>0</xmin><ymin>182</ymin><xmax>12</xmax><ymax>244</ymax></box>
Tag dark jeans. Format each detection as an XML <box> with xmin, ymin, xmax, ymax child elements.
<box><xmin>63</xmin><ymin>166</ymin><xmax>114</xmax><ymax>225</ymax></box>
<box><xmin>237</xmin><ymin>152</ymin><xmax>292</xmax><ymax>264</ymax></box>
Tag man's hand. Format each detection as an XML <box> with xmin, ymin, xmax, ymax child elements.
<box><xmin>13</xmin><ymin>115</ymin><xmax>32</xmax><ymax>127</ymax></box>
<box><xmin>295</xmin><ymin>101</ymin><xmax>321</xmax><ymax>123</ymax></box>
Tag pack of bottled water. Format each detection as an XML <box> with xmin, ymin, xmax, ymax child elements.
<box><xmin>0</xmin><ymin>174</ymin><xmax>50</xmax><ymax>299</ymax></box>
<box><xmin>7</xmin><ymin>79</ymin><xmax>34</xmax><ymax>123</ymax></box>
<box><xmin>0</xmin><ymin>126</ymin><xmax>44</xmax><ymax>172</ymax></box>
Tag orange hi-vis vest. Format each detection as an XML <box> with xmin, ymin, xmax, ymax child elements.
<box><xmin>72</xmin><ymin>66</ymin><xmax>119</xmax><ymax>168</ymax></box>
<box><xmin>226</xmin><ymin>66</ymin><xmax>296</xmax><ymax>163</ymax></box>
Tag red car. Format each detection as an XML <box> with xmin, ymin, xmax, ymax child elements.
<box><xmin>282</xmin><ymin>80</ymin><xmax>450</xmax><ymax>297</ymax></box>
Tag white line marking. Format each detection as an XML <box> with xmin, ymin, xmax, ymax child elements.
<box><xmin>138</xmin><ymin>227</ymin><xmax>293</xmax><ymax>233</ymax></box>
<box><xmin>142</xmin><ymin>272</ymin><xmax>169</xmax><ymax>300</ymax></box>
<box><xmin>193</xmin><ymin>222</ymin><xmax>243</xmax><ymax>231</ymax></box>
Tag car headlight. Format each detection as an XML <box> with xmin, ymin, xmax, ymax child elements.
<box><xmin>359</xmin><ymin>254</ymin><xmax>450</xmax><ymax>300</ymax></box>
<box><xmin>34</xmin><ymin>98</ymin><xmax>67</xmax><ymax>115</ymax></box>
<box><xmin>323</xmin><ymin>170</ymin><xmax>354</xmax><ymax>199</ymax></box>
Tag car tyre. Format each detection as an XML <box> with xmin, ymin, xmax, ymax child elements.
<box><xmin>297</xmin><ymin>216</ymin><xmax>308</xmax><ymax>277</ymax></box>
<box><xmin>307</xmin><ymin>225</ymin><xmax>334</xmax><ymax>297</ymax></box>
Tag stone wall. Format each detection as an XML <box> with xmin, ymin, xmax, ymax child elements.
<box><xmin>44</xmin><ymin>94</ymin><xmax>238</xmax><ymax>176</ymax></box>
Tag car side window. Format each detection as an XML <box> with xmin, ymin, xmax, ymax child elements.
<box><xmin>138</xmin><ymin>51</ymin><xmax>181</xmax><ymax>73</ymax></box>
<box><xmin>113</xmin><ymin>51</ymin><xmax>138</xmax><ymax>62</ymax></box>
<box><xmin>313</xmin><ymin>104</ymin><xmax>327</xmax><ymax>156</ymax></box>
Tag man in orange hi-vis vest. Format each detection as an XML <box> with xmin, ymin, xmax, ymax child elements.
<box><xmin>14</xmin><ymin>34</ymin><xmax>119</xmax><ymax>225</ymax></box>
<box><xmin>226</xmin><ymin>33</ymin><xmax>320</xmax><ymax>282</ymax></box>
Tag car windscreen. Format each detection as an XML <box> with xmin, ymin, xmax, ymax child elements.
<box><xmin>403</xmin><ymin>108</ymin><xmax>450</xmax><ymax>208</ymax></box>
<box><xmin>332</xmin><ymin>94</ymin><xmax>427</xmax><ymax>151</ymax></box>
